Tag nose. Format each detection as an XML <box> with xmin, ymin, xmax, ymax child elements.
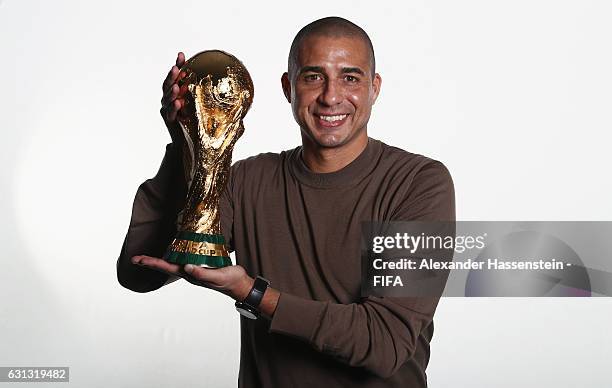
<box><xmin>317</xmin><ymin>79</ymin><xmax>342</xmax><ymax>106</ymax></box>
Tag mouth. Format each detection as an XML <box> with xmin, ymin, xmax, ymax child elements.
<box><xmin>315</xmin><ymin>113</ymin><xmax>349</xmax><ymax>128</ymax></box>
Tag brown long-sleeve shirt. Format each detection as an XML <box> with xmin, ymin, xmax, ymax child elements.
<box><xmin>117</xmin><ymin>137</ymin><xmax>455</xmax><ymax>387</ymax></box>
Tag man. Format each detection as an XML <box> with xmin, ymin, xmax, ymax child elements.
<box><xmin>117</xmin><ymin>16</ymin><xmax>455</xmax><ymax>387</ymax></box>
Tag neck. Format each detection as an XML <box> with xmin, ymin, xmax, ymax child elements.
<box><xmin>301</xmin><ymin>131</ymin><xmax>369</xmax><ymax>173</ymax></box>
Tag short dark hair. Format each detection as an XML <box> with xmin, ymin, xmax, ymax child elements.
<box><xmin>288</xmin><ymin>17</ymin><xmax>376</xmax><ymax>78</ymax></box>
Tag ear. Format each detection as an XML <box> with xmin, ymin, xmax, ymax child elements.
<box><xmin>281</xmin><ymin>72</ymin><xmax>291</xmax><ymax>103</ymax></box>
<box><xmin>371</xmin><ymin>73</ymin><xmax>382</xmax><ymax>105</ymax></box>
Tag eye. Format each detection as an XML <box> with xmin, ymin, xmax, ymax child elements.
<box><xmin>344</xmin><ymin>75</ymin><xmax>359</xmax><ymax>83</ymax></box>
<box><xmin>304</xmin><ymin>73</ymin><xmax>323</xmax><ymax>82</ymax></box>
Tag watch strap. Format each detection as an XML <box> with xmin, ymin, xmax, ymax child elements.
<box><xmin>243</xmin><ymin>276</ymin><xmax>270</xmax><ymax>309</ymax></box>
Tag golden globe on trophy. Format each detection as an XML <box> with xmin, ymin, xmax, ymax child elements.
<box><xmin>163</xmin><ymin>50</ymin><xmax>254</xmax><ymax>268</ymax></box>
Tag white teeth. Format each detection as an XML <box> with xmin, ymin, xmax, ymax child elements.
<box><xmin>319</xmin><ymin>114</ymin><xmax>347</xmax><ymax>122</ymax></box>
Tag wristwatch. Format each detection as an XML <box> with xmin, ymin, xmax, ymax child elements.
<box><xmin>235</xmin><ymin>276</ymin><xmax>270</xmax><ymax>320</ymax></box>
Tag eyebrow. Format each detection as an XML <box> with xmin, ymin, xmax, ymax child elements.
<box><xmin>298</xmin><ymin>66</ymin><xmax>324</xmax><ymax>75</ymax></box>
<box><xmin>341</xmin><ymin>67</ymin><xmax>365</xmax><ymax>76</ymax></box>
<box><xmin>298</xmin><ymin>66</ymin><xmax>366</xmax><ymax>76</ymax></box>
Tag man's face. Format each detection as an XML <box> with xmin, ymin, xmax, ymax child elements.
<box><xmin>282</xmin><ymin>35</ymin><xmax>381</xmax><ymax>149</ymax></box>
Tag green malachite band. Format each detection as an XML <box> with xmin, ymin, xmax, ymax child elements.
<box><xmin>164</xmin><ymin>251</ymin><xmax>232</xmax><ymax>267</ymax></box>
<box><xmin>176</xmin><ymin>231</ymin><xmax>226</xmax><ymax>244</ymax></box>
<box><xmin>165</xmin><ymin>232</ymin><xmax>231</xmax><ymax>267</ymax></box>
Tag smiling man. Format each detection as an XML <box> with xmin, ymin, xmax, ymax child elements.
<box><xmin>117</xmin><ymin>16</ymin><xmax>455</xmax><ymax>388</ymax></box>
<box><xmin>283</xmin><ymin>24</ymin><xmax>380</xmax><ymax>160</ymax></box>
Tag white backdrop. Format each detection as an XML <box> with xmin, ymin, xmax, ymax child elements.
<box><xmin>1</xmin><ymin>0</ymin><xmax>611</xmax><ymax>387</ymax></box>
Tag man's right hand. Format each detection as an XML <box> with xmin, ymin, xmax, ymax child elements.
<box><xmin>160</xmin><ymin>51</ymin><xmax>187</xmax><ymax>144</ymax></box>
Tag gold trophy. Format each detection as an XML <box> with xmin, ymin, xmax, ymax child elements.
<box><xmin>163</xmin><ymin>50</ymin><xmax>254</xmax><ymax>268</ymax></box>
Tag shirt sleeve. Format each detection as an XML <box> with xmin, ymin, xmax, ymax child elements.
<box><xmin>268</xmin><ymin>160</ymin><xmax>455</xmax><ymax>378</ymax></box>
<box><xmin>116</xmin><ymin>143</ymin><xmax>188</xmax><ymax>292</ymax></box>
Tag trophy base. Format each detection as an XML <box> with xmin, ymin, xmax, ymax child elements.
<box><xmin>164</xmin><ymin>231</ymin><xmax>232</xmax><ymax>268</ymax></box>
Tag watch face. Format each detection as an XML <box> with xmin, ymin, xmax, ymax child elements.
<box><xmin>236</xmin><ymin>305</ymin><xmax>258</xmax><ymax>320</ymax></box>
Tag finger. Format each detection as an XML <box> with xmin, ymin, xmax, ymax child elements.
<box><xmin>166</xmin><ymin>99</ymin><xmax>182</xmax><ymax>122</ymax></box>
<box><xmin>163</xmin><ymin>69</ymin><xmax>188</xmax><ymax>112</ymax></box>
<box><xmin>162</xmin><ymin>98</ymin><xmax>183</xmax><ymax>123</ymax></box>
<box><xmin>176</xmin><ymin>52</ymin><xmax>185</xmax><ymax>68</ymax></box>
<box><xmin>161</xmin><ymin>83</ymin><xmax>179</xmax><ymax>106</ymax></box>
<box><xmin>132</xmin><ymin>255</ymin><xmax>182</xmax><ymax>275</ymax></box>
<box><xmin>161</xmin><ymin>52</ymin><xmax>185</xmax><ymax>94</ymax></box>
<box><xmin>162</xmin><ymin>65</ymin><xmax>179</xmax><ymax>93</ymax></box>
<box><xmin>177</xmin><ymin>77</ymin><xmax>188</xmax><ymax>96</ymax></box>
<box><xmin>184</xmin><ymin>264</ymin><xmax>228</xmax><ymax>285</ymax></box>
<box><xmin>176</xmin><ymin>99</ymin><xmax>188</xmax><ymax>121</ymax></box>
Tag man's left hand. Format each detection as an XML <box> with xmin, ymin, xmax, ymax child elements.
<box><xmin>131</xmin><ymin>255</ymin><xmax>253</xmax><ymax>301</ymax></box>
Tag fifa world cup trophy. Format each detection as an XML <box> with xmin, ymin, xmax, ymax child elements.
<box><xmin>163</xmin><ymin>50</ymin><xmax>254</xmax><ymax>268</ymax></box>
